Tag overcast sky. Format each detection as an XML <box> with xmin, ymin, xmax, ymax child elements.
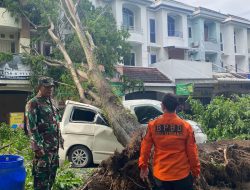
<box><xmin>179</xmin><ymin>0</ymin><xmax>250</xmax><ymax>20</ymax></box>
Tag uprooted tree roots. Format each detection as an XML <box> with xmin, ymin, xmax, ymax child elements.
<box><xmin>80</xmin><ymin>139</ymin><xmax>250</xmax><ymax>190</ymax></box>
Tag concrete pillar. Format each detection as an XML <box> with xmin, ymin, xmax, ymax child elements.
<box><xmin>141</xmin><ymin>6</ymin><xmax>148</xmax><ymax>67</ymax></box>
<box><xmin>19</xmin><ymin>18</ymin><xmax>30</xmax><ymax>54</ymax></box>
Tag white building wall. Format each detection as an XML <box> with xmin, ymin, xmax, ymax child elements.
<box><xmin>0</xmin><ymin>8</ymin><xmax>21</xmax><ymax>29</ymax></box>
<box><xmin>236</xmin><ymin>28</ymin><xmax>248</xmax><ymax>72</ymax></box>
<box><xmin>248</xmin><ymin>30</ymin><xmax>250</xmax><ymax>53</ymax></box>
<box><xmin>141</xmin><ymin>5</ymin><xmax>149</xmax><ymax>67</ymax></box>
<box><xmin>192</xmin><ymin>18</ymin><xmax>205</xmax><ymax>61</ymax></box>
<box><xmin>153</xmin><ymin>59</ymin><xmax>213</xmax><ymax>81</ymax></box>
<box><xmin>90</xmin><ymin>0</ymin><xmax>250</xmax><ymax>73</ymax></box>
<box><xmin>156</xmin><ymin>10</ymin><xmax>169</xmax><ymax>62</ymax></box>
<box><xmin>221</xmin><ymin>24</ymin><xmax>236</xmax><ymax>72</ymax></box>
<box><xmin>111</xmin><ymin>0</ymin><xmax>123</xmax><ymax>27</ymax></box>
<box><xmin>240</xmin><ymin>28</ymin><xmax>248</xmax><ymax>55</ymax></box>
<box><xmin>165</xmin><ymin>12</ymin><xmax>189</xmax><ymax>48</ymax></box>
<box><xmin>182</xmin><ymin>14</ymin><xmax>189</xmax><ymax>48</ymax></box>
<box><xmin>213</xmin><ymin>22</ymin><xmax>222</xmax><ymax>71</ymax></box>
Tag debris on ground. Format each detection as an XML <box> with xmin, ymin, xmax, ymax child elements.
<box><xmin>79</xmin><ymin>139</ymin><xmax>250</xmax><ymax>190</ymax></box>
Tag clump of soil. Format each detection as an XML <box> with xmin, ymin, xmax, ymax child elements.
<box><xmin>80</xmin><ymin>138</ymin><xmax>250</xmax><ymax>190</ymax></box>
<box><xmin>198</xmin><ymin>140</ymin><xmax>250</xmax><ymax>190</ymax></box>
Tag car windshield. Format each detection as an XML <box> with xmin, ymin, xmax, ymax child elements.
<box><xmin>134</xmin><ymin>105</ymin><xmax>163</xmax><ymax>124</ymax></box>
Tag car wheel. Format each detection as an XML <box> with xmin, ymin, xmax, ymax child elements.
<box><xmin>68</xmin><ymin>145</ymin><xmax>93</xmax><ymax>168</ymax></box>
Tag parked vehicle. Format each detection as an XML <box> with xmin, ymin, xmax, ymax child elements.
<box><xmin>123</xmin><ymin>100</ymin><xmax>207</xmax><ymax>144</ymax></box>
<box><xmin>59</xmin><ymin>100</ymin><xmax>122</xmax><ymax>168</ymax></box>
<box><xmin>59</xmin><ymin>99</ymin><xmax>207</xmax><ymax>167</ymax></box>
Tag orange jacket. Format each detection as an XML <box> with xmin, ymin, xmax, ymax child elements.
<box><xmin>139</xmin><ymin>112</ymin><xmax>200</xmax><ymax>181</ymax></box>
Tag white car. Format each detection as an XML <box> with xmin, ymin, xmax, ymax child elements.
<box><xmin>59</xmin><ymin>99</ymin><xmax>207</xmax><ymax>167</ymax></box>
<box><xmin>123</xmin><ymin>99</ymin><xmax>207</xmax><ymax>144</ymax></box>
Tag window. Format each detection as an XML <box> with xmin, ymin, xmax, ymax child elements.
<box><xmin>220</xmin><ymin>33</ymin><xmax>223</xmax><ymax>51</ymax></box>
<box><xmin>234</xmin><ymin>32</ymin><xmax>237</xmax><ymax>53</ymax></box>
<box><xmin>168</xmin><ymin>16</ymin><xmax>175</xmax><ymax>36</ymax></box>
<box><xmin>9</xmin><ymin>34</ymin><xmax>14</xmax><ymax>39</ymax></box>
<box><xmin>11</xmin><ymin>42</ymin><xmax>15</xmax><ymax>53</ymax></box>
<box><xmin>123</xmin><ymin>8</ymin><xmax>134</xmax><ymax>29</ymax></box>
<box><xmin>43</xmin><ymin>43</ymin><xmax>51</xmax><ymax>56</ymax></box>
<box><xmin>188</xmin><ymin>27</ymin><xmax>192</xmax><ymax>38</ymax></box>
<box><xmin>204</xmin><ymin>24</ymin><xmax>208</xmax><ymax>41</ymax></box>
<box><xmin>71</xmin><ymin>108</ymin><xmax>96</xmax><ymax>122</ymax></box>
<box><xmin>151</xmin><ymin>54</ymin><xmax>157</xmax><ymax>64</ymax></box>
<box><xmin>124</xmin><ymin>53</ymin><xmax>135</xmax><ymax>66</ymax></box>
<box><xmin>95</xmin><ymin>114</ymin><xmax>108</xmax><ymax>126</ymax></box>
<box><xmin>150</xmin><ymin>19</ymin><xmax>156</xmax><ymax>43</ymax></box>
<box><xmin>134</xmin><ymin>106</ymin><xmax>162</xmax><ymax>124</ymax></box>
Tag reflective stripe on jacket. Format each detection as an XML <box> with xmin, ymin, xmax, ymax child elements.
<box><xmin>139</xmin><ymin>112</ymin><xmax>200</xmax><ymax>181</ymax></box>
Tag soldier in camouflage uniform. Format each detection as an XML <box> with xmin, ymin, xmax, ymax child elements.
<box><xmin>25</xmin><ymin>77</ymin><xmax>64</xmax><ymax>190</ymax></box>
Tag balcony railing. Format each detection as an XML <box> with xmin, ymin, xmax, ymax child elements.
<box><xmin>204</xmin><ymin>37</ymin><xmax>217</xmax><ymax>43</ymax></box>
<box><xmin>168</xmin><ymin>30</ymin><xmax>183</xmax><ymax>38</ymax></box>
<box><xmin>121</xmin><ymin>25</ymin><xmax>143</xmax><ymax>34</ymax></box>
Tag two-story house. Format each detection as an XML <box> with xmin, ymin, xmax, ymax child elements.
<box><xmin>91</xmin><ymin>0</ymin><xmax>250</xmax><ymax>101</ymax></box>
<box><xmin>0</xmin><ymin>5</ymin><xmax>31</xmax><ymax>123</ymax></box>
<box><xmin>188</xmin><ymin>7</ymin><xmax>225</xmax><ymax>72</ymax></box>
<box><xmin>221</xmin><ymin>15</ymin><xmax>250</xmax><ymax>73</ymax></box>
<box><xmin>148</xmin><ymin>0</ymin><xmax>194</xmax><ymax>63</ymax></box>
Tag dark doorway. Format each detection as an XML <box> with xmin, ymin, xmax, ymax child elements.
<box><xmin>0</xmin><ymin>91</ymin><xmax>30</xmax><ymax>123</ymax></box>
<box><xmin>168</xmin><ymin>48</ymin><xmax>185</xmax><ymax>60</ymax></box>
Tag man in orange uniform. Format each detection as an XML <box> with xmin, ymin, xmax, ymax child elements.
<box><xmin>139</xmin><ymin>93</ymin><xmax>200</xmax><ymax>190</ymax></box>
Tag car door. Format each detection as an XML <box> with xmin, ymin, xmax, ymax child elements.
<box><xmin>63</xmin><ymin>106</ymin><xmax>96</xmax><ymax>150</ymax></box>
<box><xmin>92</xmin><ymin>113</ymin><xmax>123</xmax><ymax>163</ymax></box>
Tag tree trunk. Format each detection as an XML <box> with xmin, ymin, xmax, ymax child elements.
<box><xmin>89</xmin><ymin>68</ymin><xmax>142</xmax><ymax>146</ymax></box>
<box><xmin>64</xmin><ymin>0</ymin><xmax>141</xmax><ymax>146</ymax></box>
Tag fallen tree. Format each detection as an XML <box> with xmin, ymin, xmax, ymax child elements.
<box><xmin>3</xmin><ymin>1</ymin><xmax>250</xmax><ymax>190</ymax></box>
<box><xmin>3</xmin><ymin>0</ymin><xmax>142</xmax><ymax>146</ymax></box>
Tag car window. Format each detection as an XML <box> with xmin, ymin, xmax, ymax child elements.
<box><xmin>71</xmin><ymin>108</ymin><xmax>96</xmax><ymax>122</ymax></box>
<box><xmin>134</xmin><ymin>106</ymin><xmax>163</xmax><ymax>124</ymax></box>
<box><xmin>95</xmin><ymin>114</ymin><xmax>108</xmax><ymax>126</ymax></box>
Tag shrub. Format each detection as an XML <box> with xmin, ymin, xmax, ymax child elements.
<box><xmin>0</xmin><ymin>123</ymin><xmax>84</xmax><ymax>189</ymax></box>
<box><xmin>186</xmin><ymin>95</ymin><xmax>250</xmax><ymax>141</ymax></box>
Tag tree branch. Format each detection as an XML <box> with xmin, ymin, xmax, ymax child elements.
<box><xmin>18</xmin><ymin>8</ymin><xmax>49</xmax><ymax>30</ymax></box>
<box><xmin>75</xmin><ymin>0</ymin><xmax>80</xmax><ymax>9</ymax></box>
<box><xmin>59</xmin><ymin>0</ymin><xmax>76</xmax><ymax>29</ymax></box>
<box><xmin>91</xmin><ymin>4</ymin><xmax>110</xmax><ymax>25</ymax></box>
<box><xmin>87</xmin><ymin>89</ymin><xmax>101</xmax><ymax>104</ymax></box>
<box><xmin>76</xmin><ymin>69</ymin><xmax>88</xmax><ymax>80</ymax></box>
<box><xmin>43</xmin><ymin>59</ymin><xmax>65</xmax><ymax>67</ymax></box>
<box><xmin>64</xmin><ymin>0</ymin><xmax>95</xmax><ymax>70</ymax></box>
<box><xmin>19</xmin><ymin>43</ymin><xmax>30</xmax><ymax>54</ymax></box>
<box><xmin>20</xmin><ymin>43</ymin><xmax>65</xmax><ymax>68</ymax></box>
<box><xmin>85</xmin><ymin>31</ymin><xmax>96</xmax><ymax>50</ymax></box>
<box><xmin>48</xmin><ymin>18</ymin><xmax>88</xmax><ymax>102</ymax></box>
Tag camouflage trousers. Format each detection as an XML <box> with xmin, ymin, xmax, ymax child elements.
<box><xmin>32</xmin><ymin>150</ymin><xmax>59</xmax><ymax>190</ymax></box>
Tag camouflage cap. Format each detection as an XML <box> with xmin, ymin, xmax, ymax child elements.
<box><xmin>38</xmin><ymin>77</ymin><xmax>55</xmax><ymax>87</ymax></box>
